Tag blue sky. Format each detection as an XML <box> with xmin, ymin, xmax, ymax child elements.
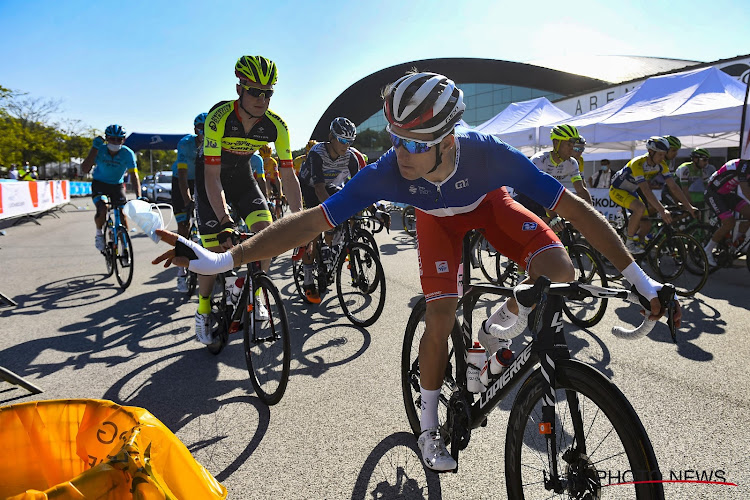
<box><xmin>2</xmin><ymin>0</ymin><xmax>749</xmax><ymax>150</ymax></box>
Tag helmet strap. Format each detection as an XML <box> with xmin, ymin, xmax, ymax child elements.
<box><xmin>427</xmin><ymin>145</ymin><xmax>442</xmax><ymax>174</ymax></box>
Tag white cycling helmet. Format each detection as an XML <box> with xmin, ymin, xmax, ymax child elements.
<box><xmin>646</xmin><ymin>136</ymin><xmax>670</xmax><ymax>152</ymax></box>
<box><xmin>383</xmin><ymin>72</ymin><xmax>465</xmax><ymax>136</ymax></box>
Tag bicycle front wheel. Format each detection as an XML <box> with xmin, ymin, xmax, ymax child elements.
<box><xmin>651</xmin><ymin>233</ymin><xmax>708</xmax><ymax>296</ymax></box>
<box><xmin>505</xmin><ymin>360</ymin><xmax>664</xmax><ymax>499</ymax></box>
<box><xmin>244</xmin><ymin>274</ymin><xmax>291</xmax><ymax>405</ymax></box>
<box><xmin>562</xmin><ymin>243</ymin><xmax>608</xmax><ymax>328</ymax></box>
<box><xmin>103</xmin><ymin>226</ymin><xmax>115</xmax><ymax>277</ymax></box>
<box><xmin>354</xmin><ymin>227</ymin><xmax>380</xmax><ymax>257</ymax></box>
<box><xmin>113</xmin><ymin>225</ymin><xmax>134</xmax><ymax>289</ymax></box>
<box><xmin>336</xmin><ymin>242</ymin><xmax>386</xmax><ymax>327</ymax></box>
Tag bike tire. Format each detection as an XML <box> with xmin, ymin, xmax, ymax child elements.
<box><xmin>652</xmin><ymin>233</ymin><xmax>708</xmax><ymax>296</ymax></box>
<box><xmin>244</xmin><ymin>274</ymin><xmax>291</xmax><ymax>405</ymax></box>
<box><xmin>475</xmin><ymin>234</ymin><xmax>501</xmax><ymax>284</ymax></box>
<box><xmin>505</xmin><ymin>360</ymin><xmax>664</xmax><ymax>499</ymax></box>
<box><xmin>336</xmin><ymin>243</ymin><xmax>386</xmax><ymax>327</ymax></box>
<box><xmin>113</xmin><ymin>224</ymin><xmax>134</xmax><ymax>289</ymax></box>
<box><xmin>401</xmin><ymin>296</ymin><xmax>462</xmax><ymax>438</ymax></box>
<box><xmin>562</xmin><ymin>243</ymin><xmax>609</xmax><ymax>328</ymax></box>
<box><xmin>186</xmin><ymin>270</ymin><xmax>197</xmax><ymax>297</ymax></box>
<box><xmin>354</xmin><ymin>227</ymin><xmax>380</xmax><ymax>257</ymax></box>
<box><xmin>402</xmin><ymin>205</ymin><xmax>416</xmax><ymax>236</ymax></box>
<box><xmin>103</xmin><ymin>226</ymin><xmax>115</xmax><ymax>277</ymax></box>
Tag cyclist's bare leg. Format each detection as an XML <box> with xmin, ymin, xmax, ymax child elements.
<box><xmin>627</xmin><ymin>199</ymin><xmax>646</xmax><ymax>238</ymax></box>
<box><xmin>94</xmin><ymin>202</ymin><xmax>107</xmax><ymax>230</ymax></box>
<box><xmin>418</xmin><ymin>297</ymin><xmax>459</xmax><ymax>391</ymax></box>
<box><xmin>504</xmin><ymin>247</ymin><xmax>575</xmax><ymax>315</ymax></box>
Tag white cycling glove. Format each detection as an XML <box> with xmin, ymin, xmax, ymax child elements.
<box><xmin>171</xmin><ymin>235</ymin><xmax>234</xmax><ymax>275</ymax></box>
<box><xmin>621</xmin><ymin>262</ymin><xmax>661</xmax><ymax>302</ymax></box>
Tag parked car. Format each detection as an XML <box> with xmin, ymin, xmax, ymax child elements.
<box><xmin>141</xmin><ymin>171</ymin><xmax>173</xmax><ymax>203</ymax></box>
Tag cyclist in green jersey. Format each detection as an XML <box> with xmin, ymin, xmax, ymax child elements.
<box><xmin>674</xmin><ymin>148</ymin><xmax>715</xmax><ymax>209</ymax></box>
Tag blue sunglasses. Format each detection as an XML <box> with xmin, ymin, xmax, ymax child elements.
<box><xmin>389</xmin><ymin>133</ymin><xmax>440</xmax><ymax>154</ymax></box>
<box><xmin>335</xmin><ymin>136</ymin><xmax>354</xmax><ymax>145</ymax></box>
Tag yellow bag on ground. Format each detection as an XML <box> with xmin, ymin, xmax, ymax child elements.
<box><xmin>0</xmin><ymin>399</ymin><xmax>227</xmax><ymax>500</ymax></box>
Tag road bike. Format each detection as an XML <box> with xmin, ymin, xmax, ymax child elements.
<box><xmin>206</xmin><ymin>233</ymin><xmax>291</xmax><ymax>405</ymax></box>
<box><xmin>402</xmin><ymin>205</ymin><xmax>416</xmax><ymax>236</ymax></box>
<box><xmin>181</xmin><ymin>206</ymin><xmax>200</xmax><ymax>297</ymax></box>
<box><xmin>99</xmin><ymin>195</ymin><xmax>134</xmax><ymax>289</ymax></box>
<box><xmin>401</xmin><ymin>232</ymin><xmax>676</xmax><ymax>498</ymax></box>
<box><xmin>292</xmin><ymin>217</ymin><xmax>386</xmax><ymax>327</ymax></box>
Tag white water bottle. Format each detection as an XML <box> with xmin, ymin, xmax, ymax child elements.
<box><xmin>466</xmin><ymin>342</ymin><xmax>486</xmax><ymax>393</ymax></box>
<box><xmin>224</xmin><ymin>273</ymin><xmax>237</xmax><ymax>305</ymax></box>
<box><xmin>230</xmin><ymin>276</ymin><xmax>245</xmax><ymax>304</ymax></box>
<box><xmin>480</xmin><ymin>348</ymin><xmax>514</xmax><ymax>386</ymax></box>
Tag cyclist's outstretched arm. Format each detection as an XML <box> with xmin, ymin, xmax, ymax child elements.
<box><xmin>554</xmin><ymin>190</ymin><xmax>675</xmax><ymax>320</ymax></box>
<box><xmin>153</xmin><ymin>207</ymin><xmax>329</xmax><ymax>271</ymax></box>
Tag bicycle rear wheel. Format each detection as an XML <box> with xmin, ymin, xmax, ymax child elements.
<box><xmin>354</xmin><ymin>227</ymin><xmax>379</xmax><ymax>257</ymax></box>
<box><xmin>336</xmin><ymin>242</ymin><xmax>386</xmax><ymax>327</ymax></box>
<box><xmin>402</xmin><ymin>205</ymin><xmax>416</xmax><ymax>236</ymax></box>
<box><xmin>207</xmin><ymin>276</ymin><xmax>229</xmax><ymax>355</ymax></box>
<box><xmin>401</xmin><ymin>297</ymin><xmax>462</xmax><ymax>438</ymax></box>
<box><xmin>244</xmin><ymin>274</ymin><xmax>291</xmax><ymax>405</ymax></box>
<box><xmin>562</xmin><ymin>243</ymin><xmax>608</xmax><ymax>328</ymax></box>
<box><xmin>505</xmin><ymin>360</ymin><xmax>664</xmax><ymax>499</ymax></box>
<box><xmin>113</xmin><ymin>225</ymin><xmax>134</xmax><ymax>289</ymax></box>
<box><xmin>185</xmin><ymin>270</ymin><xmax>197</xmax><ymax>297</ymax></box>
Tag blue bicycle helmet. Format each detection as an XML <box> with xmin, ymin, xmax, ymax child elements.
<box><xmin>105</xmin><ymin>124</ymin><xmax>126</xmax><ymax>138</ymax></box>
<box><xmin>194</xmin><ymin>113</ymin><xmax>207</xmax><ymax>128</ymax></box>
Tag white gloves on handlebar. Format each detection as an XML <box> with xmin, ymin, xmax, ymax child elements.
<box><xmin>621</xmin><ymin>262</ymin><xmax>661</xmax><ymax>302</ymax></box>
<box><xmin>172</xmin><ymin>235</ymin><xmax>235</xmax><ymax>275</ymax></box>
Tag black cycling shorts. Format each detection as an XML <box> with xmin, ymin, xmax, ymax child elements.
<box><xmin>91</xmin><ymin>179</ymin><xmax>127</xmax><ymax>207</ymax></box>
<box><xmin>195</xmin><ymin>163</ymin><xmax>271</xmax><ymax>248</ymax></box>
<box><xmin>171</xmin><ymin>177</ymin><xmax>195</xmax><ymax>223</ymax></box>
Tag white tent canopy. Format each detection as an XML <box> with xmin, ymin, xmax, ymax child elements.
<box><xmin>536</xmin><ymin>66</ymin><xmax>747</xmax><ymax>154</ymax></box>
<box><xmin>473</xmin><ymin>97</ymin><xmax>571</xmax><ymax>148</ymax></box>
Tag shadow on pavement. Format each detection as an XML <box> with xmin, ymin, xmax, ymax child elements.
<box><xmin>351</xmin><ymin>431</ymin><xmax>442</xmax><ymax>500</ymax></box>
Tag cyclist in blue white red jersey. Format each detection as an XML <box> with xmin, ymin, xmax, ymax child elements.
<box><xmin>297</xmin><ymin>117</ymin><xmax>366</xmax><ymax>302</ymax></box>
<box><xmin>172</xmin><ymin>113</ymin><xmax>206</xmax><ymax>292</ymax></box>
<box><xmin>81</xmin><ymin>124</ymin><xmax>141</xmax><ymax>252</ymax></box>
<box><xmin>153</xmin><ymin>72</ymin><xmax>682</xmax><ymax>472</ymax></box>
<box><xmin>703</xmin><ymin>158</ymin><xmax>750</xmax><ymax>266</ymax></box>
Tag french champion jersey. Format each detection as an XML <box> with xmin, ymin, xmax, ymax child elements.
<box><xmin>708</xmin><ymin>159</ymin><xmax>750</xmax><ymax>194</ymax></box>
<box><xmin>611</xmin><ymin>154</ymin><xmax>671</xmax><ymax>193</ymax></box>
<box><xmin>299</xmin><ymin>143</ymin><xmax>366</xmax><ymax>189</ymax></box>
<box><xmin>91</xmin><ymin>141</ymin><xmax>137</xmax><ymax>185</ymax></box>
<box><xmin>320</xmin><ymin>129</ymin><xmax>564</xmax><ymax>227</ymax></box>
<box><xmin>174</xmin><ymin>134</ymin><xmax>200</xmax><ymax>180</ymax></box>
<box><xmin>529</xmin><ymin>151</ymin><xmax>582</xmax><ymax>190</ymax></box>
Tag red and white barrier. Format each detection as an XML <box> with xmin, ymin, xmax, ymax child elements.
<box><xmin>0</xmin><ymin>180</ymin><xmax>70</xmax><ymax>220</ymax></box>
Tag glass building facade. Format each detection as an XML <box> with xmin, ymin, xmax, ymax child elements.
<box><xmin>357</xmin><ymin>83</ymin><xmax>564</xmax><ymax>133</ymax></box>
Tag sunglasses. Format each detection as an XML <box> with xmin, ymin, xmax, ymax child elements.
<box><xmin>335</xmin><ymin>136</ymin><xmax>354</xmax><ymax>145</ymax></box>
<box><xmin>572</xmin><ymin>145</ymin><xmax>585</xmax><ymax>153</ymax></box>
<box><xmin>240</xmin><ymin>83</ymin><xmax>274</xmax><ymax>99</ymax></box>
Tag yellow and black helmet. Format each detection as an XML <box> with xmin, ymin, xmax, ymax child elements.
<box><xmin>235</xmin><ymin>55</ymin><xmax>278</xmax><ymax>86</ymax></box>
<box><xmin>305</xmin><ymin>140</ymin><xmax>318</xmax><ymax>153</ymax></box>
<box><xmin>550</xmin><ymin>124</ymin><xmax>581</xmax><ymax>142</ymax></box>
<box><xmin>258</xmin><ymin>145</ymin><xmax>272</xmax><ymax>157</ymax></box>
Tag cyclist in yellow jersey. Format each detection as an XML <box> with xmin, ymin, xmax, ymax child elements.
<box><xmin>609</xmin><ymin>136</ymin><xmax>696</xmax><ymax>254</ymax></box>
<box><xmin>293</xmin><ymin>140</ymin><xmax>318</xmax><ymax>178</ymax></box>
<box><xmin>192</xmin><ymin>54</ymin><xmax>303</xmax><ymax>344</ymax></box>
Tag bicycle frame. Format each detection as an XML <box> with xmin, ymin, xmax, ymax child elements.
<box><xmin>447</xmin><ymin>234</ymin><xmax>621</xmax><ymax>483</ymax></box>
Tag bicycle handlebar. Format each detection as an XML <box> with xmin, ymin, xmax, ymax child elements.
<box><xmin>485</xmin><ymin>278</ymin><xmax>678</xmax><ymax>342</ymax></box>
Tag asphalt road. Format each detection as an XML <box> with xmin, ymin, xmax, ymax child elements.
<box><xmin>1</xmin><ymin>200</ymin><xmax>749</xmax><ymax>499</ymax></box>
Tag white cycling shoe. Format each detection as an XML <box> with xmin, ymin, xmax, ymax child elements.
<box><xmin>176</xmin><ymin>276</ymin><xmax>188</xmax><ymax>293</ymax></box>
<box><xmin>478</xmin><ymin>320</ymin><xmax>511</xmax><ymax>357</ymax></box>
<box><xmin>418</xmin><ymin>427</ymin><xmax>457</xmax><ymax>472</ymax></box>
<box><xmin>194</xmin><ymin>312</ymin><xmax>213</xmax><ymax>344</ymax></box>
<box><xmin>95</xmin><ymin>233</ymin><xmax>105</xmax><ymax>252</ymax></box>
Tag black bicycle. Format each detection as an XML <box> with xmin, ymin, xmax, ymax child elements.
<box><xmin>100</xmin><ymin>195</ymin><xmax>134</xmax><ymax>289</ymax></box>
<box><xmin>401</xmin><ymin>233</ymin><xmax>676</xmax><ymax>498</ymax></box>
<box><xmin>206</xmin><ymin>233</ymin><xmax>291</xmax><ymax>405</ymax></box>
<box><xmin>182</xmin><ymin>206</ymin><xmax>200</xmax><ymax>297</ymax></box>
<box><xmin>292</xmin><ymin>218</ymin><xmax>386</xmax><ymax>327</ymax></box>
